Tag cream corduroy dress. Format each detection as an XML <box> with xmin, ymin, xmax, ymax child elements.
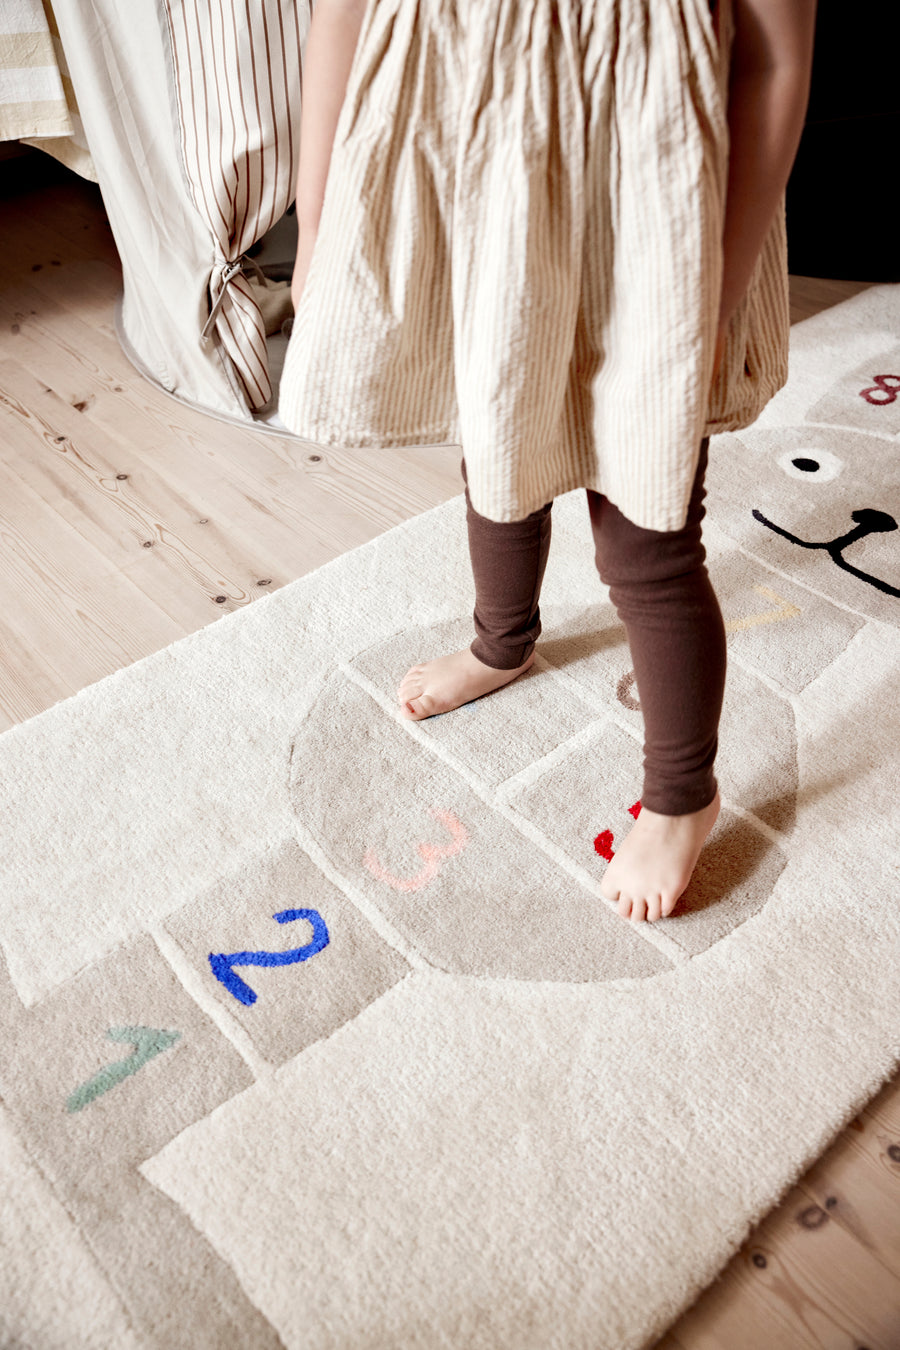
<box><xmin>278</xmin><ymin>0</ymin><xmax>790</xmax><ymax>532</ymax></box>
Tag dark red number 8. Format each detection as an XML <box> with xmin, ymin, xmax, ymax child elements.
<box><xmin>860</xmin><ymin>374</ymin><xmax>900</xmax><ymax>406</ymax></box>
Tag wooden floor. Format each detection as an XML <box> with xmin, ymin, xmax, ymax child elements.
<box><xmin>2</xmin><ymin>156</ymin><xmax>899</xmax><ymax>1349</ymax></box>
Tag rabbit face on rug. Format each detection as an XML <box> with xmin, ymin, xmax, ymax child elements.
<box><xmin>707</xmin><ymin>416</ymin><xmax>900</xmax><ymax>624</ymax></box>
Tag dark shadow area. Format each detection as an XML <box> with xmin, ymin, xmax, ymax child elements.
<box><xmin>537</xmin><ymin>605</ymin><xmax>628</xmax><ymax>670</ymax></box>
<box><xmin>786</xmin><ymin>0</ymin><xmax>900</xmax><ymax>281</ymax></box>
<box><xmin>0</xmin><ymin>144</ymin><xmax>94</xmax><ymax>200</ymax></box>
<box><xmin>675</xmin><ymin>813</ymin><xmax>779</xmax><ymax>919</ymax></box>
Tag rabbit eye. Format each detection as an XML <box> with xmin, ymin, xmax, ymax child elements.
<box><xmin>777</xmin><ymin>448</ymin><xmax>843</xmax><ymax>483</ymax></box>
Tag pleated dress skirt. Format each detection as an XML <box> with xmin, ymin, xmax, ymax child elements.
<box><xmin>278</xmin><ymin>0</ymin><xmax>790</xmax><ymax>532</ymax></box>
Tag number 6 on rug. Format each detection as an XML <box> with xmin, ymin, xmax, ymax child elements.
<box><xmin>209</xmin><ymin>908</ymin><xmax>330</xmax><ymax>1006</ymax></box>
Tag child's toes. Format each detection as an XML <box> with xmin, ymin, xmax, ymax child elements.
<box><xmin>616</xmin><ymin>893</ymin><xmax>632</xmax><ymax>919</ymax></box>
<box><xmin>403</xmin><ymin>693</ymin><xmax>437</xmax><ymax>720</ymax></box>
<box><xmin>645</xmin><ymin>893</ymin><xmax>663</xmax><ymax>923</ymax></box>
<box><xmin>660</xmin><ymin>890</ymin><xmax>680</xmax><ymax>919</ymax></box>
<box><xmin>629</xmin><ymin>895</ymin><xmax>648</xmax><ymax>924</ymax></box>
<box><xmin>397</xmin><ymin>674</ymin><xmax>421</xmax><ymax>705</ymax></box>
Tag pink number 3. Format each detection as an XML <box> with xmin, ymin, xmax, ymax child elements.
<box><xmin>364</xmin><ymin>809</ymin><xmax>469</xmax><ymax>892</ymax></box>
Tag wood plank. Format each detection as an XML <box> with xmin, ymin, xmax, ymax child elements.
<box><xmin>19</xmin><ymin>179</ymin><xmax>118</xmax><ymax>261</ymax></box>
<box><xmin>1</xmin><ymin>280</ymin><xmax>462</xmax><ymax>555</ymax></box>
<box><xmin>788</xmin><ymin>276</ymin><xmax>874</xmax><ymax>325</ymax></box>
<box><xmin>0</xmin><ymin>460</ymin><xmax>185</xmax><ymax>691</ymax></box>
<box><xmin>861</xmin><ymin>1074</ymin><xmax>900</xmax><ymax>1138</ymax></box>
<box><xmin>672</xmin><ymin>1168</ymin><xmax>900</xmax><ymax>1350</ymax></box>
<box><xmin>0</xmin><ymin>204</ymin><xmax>107</xmax><ymax>279</ymax></box>
<box><xmin>797</xmin><ymin>1105</ymin><xmax>900</xmax><ymax>1280</ymax></box>
<box><xmin>1</xmin><ymin>261</ymin><xmax>122</xmax><ymax>334</ymax></box>
<box><xmin>0</xmin><ymin>359</ymin><xmax>314</xmax><ymax>584</ymax></box>
<box><xmin>0</xmin><ymin>614</ymin><xmax>77</xmax><ymax>732</ymax></box>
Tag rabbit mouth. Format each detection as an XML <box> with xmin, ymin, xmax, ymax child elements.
<box><xmin>752</xmin><ymin>507</ymin><xmax>900</xmax><ymax>599</ymax></box>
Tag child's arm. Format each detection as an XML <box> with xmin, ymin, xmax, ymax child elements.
<box><xmin>292</xmin><ymin>0</ymin><xmax>369</xmax><ymax>312</ymax></box>
<box><xmin>714</xmin><ymin>0</ymin><xmax>817</xmax><ymax>370</ymax></box>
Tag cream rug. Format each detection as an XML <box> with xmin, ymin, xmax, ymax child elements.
<box><xmin>1</xmin><ymin>284</ymin><xmax>899</xmax><ymax>1350</ymax></box>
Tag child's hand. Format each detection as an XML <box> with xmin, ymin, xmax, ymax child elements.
<box><xmin>291</xmin><ymin>225</ymin><xmax>319</xmax><ymax>315</ymax></box>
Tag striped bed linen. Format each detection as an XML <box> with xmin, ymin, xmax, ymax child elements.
<box><xmin>1</xmin><ymin>0</ymin><xmax>95</xmax><ymax>180</ymax></box>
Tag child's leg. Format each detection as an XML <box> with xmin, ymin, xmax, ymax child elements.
<box><xmin>399</xmin><ymin>458</ymin><xmax>552</xmax><ymax>719</ymax></box>
<box><xmin>591</xmin><ymin>438</ymin><xmax>727</xmax><ymax>921</ymax></box>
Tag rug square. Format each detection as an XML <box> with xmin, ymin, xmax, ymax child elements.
<box><xmin>715</xmin><ymin>660</ymin><xmax>798</xmax><ymax>835</ymax></box>
<box><xmin>708</xmin><ymin>543</ymin><xmax>865</xmax><ymax>692</ymax></box>
<box><xmin>350</xmin><ymin>616</ymin><xmax>602</xmax><ymax>785</ymax></box>
<box><xmin>0</xmin><ymin>936</ymin><xmax>279</xmax><ymax>1349</ymax></box>
<box><xmin>162</xmin><ymin>838</ymin><xmax>410</xmax><ymax>1065</ymax></box>
<box><xmin>0</xmin><ymin>934</ymin><xmax>252</xmax><ymax>1183</ymax></box>
<box><xmin>792</xmin><ymin>620</ymin><xmax>900</xmax><ymax>873</ymax></box>
<box><xmin>537</xmin><ymin>601</ymin><xmax>799</xmax><ymax>835</ymax></box>
<box><xmin>537</xmin><ymin>603</ymin><xmax>640</xmax><ymax>722</ymax></box>
<box><xmin>0</xmin><ymin>1105</ymin><xmax>140</xmax><ymax>1350</ymax></box>
<box><xmin>507</xmin><ymin>722</ymin><xmax>787</xmax><ymax>956</ymax></box>
<box><xmin>504</xmin><ymin>719</ymin><xmax>644</xmax><ymax>872</ymax></box>
<box><xmin>289</xmin><ymin>677</ymin><xmax>668</xmax><ymax>981</ymax></box>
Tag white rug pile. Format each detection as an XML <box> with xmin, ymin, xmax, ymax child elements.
<box><xmin>1</xmin><ymin>285</ymin><xmax>899</xmax><ymax>1350</ymax></box>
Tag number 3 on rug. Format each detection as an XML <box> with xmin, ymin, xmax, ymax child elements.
<box><xmin>209</xmin><ymin>908</ymin><xmax>330</xmax><ymax>1006</ymax></box>
<box><xmin>363</xmin><ymin>809</ymin><xmax>469</xmax><ymax>893</ymax></box>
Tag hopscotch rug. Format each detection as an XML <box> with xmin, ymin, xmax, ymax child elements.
<box><xmin>1</xmin><ymin>284</ymin><xmax>900</xmax><ymax>1350</ymax></box>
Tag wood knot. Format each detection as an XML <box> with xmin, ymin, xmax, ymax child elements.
<box><xmin>798</xmin><ymin>1204</ymin><xmax>828</xmax><ymax>1230</ymax></box>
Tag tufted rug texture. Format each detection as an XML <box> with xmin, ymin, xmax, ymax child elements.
<box><xmin>1</xmin><ymin>284</ymin><xmax>899</xmax><ymax>1350</ymax></box>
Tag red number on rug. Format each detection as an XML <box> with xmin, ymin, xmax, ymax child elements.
<box><xmin>860</xmin><ymin>374</ymin><xmax>900</xmax><ymax>406</ymax></box>
<box><xmin>364</xmin><ymin>809</ymin><xmax>469</xmax><ymax>892</ymax></box>
<box><xmin>593</xmin><ymin>801</ymin><xmax>641</xmax><ymax>861</ymax></box>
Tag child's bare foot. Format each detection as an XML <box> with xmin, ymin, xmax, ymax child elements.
<box><xmin>398</xmin><ymin>648</ymin><xmax>534</xmax><ymax>720</ymax></box>
<box><xmin>600</xmin><ymin>791</ymin><xmax>720</xmax><ymax>923</ymax></box>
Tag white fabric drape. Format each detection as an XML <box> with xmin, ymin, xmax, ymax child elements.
<box><xmin>163</xmin><ymin>0</ymin><xmax>305</xmax><ymax>410</ymax></box>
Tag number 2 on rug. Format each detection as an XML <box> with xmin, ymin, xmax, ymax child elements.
<box><xmin>209</xmin><ymin>908</ymin><xmax>330</xmax><ymax>1006</ymax></box>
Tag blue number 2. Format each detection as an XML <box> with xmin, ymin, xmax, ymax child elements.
<box><xmin>209</xmin><ymin>909</ymin><xmax>329</xmax><ymax>1006</ymax></box>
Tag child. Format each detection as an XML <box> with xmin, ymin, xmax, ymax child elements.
<box><xmin>281</xmin><ymin>0</ymin><xmax>817</xmax><ymax>924</ymax></box>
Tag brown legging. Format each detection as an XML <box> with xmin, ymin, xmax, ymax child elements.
<box><xmin>462</xmin><ymin>438</ymin><xmax>726</xmax><ymax>816</ymax></box>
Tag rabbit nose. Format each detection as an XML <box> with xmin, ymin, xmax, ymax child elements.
<box><xmin>850</xmin><ymin>508</ymin><xmax>898</xmax><ymax>535</ymax></box>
